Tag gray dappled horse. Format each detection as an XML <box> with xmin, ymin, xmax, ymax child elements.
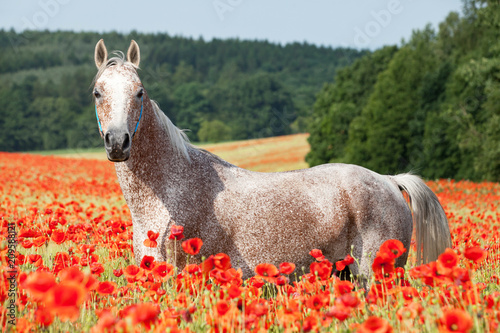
<box><xmin>92</xmin><ymin>39</ymin><xmax>452</xmax><ymax>282</ymax></box>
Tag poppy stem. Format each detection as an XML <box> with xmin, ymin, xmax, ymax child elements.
<box><xmin>174</xmin><ymin>239</ymin><xmax>177</xmax><ymax>273</ymax></box>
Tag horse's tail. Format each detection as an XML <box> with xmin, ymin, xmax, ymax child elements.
<box><xmin>389</xmin><ymin>173</ymin><xmax>452</xmax><ymax>264</ymax></box>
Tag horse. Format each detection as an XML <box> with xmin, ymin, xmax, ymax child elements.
<box><xmin>92</xmin><ymin>39</ymin><xmax>452</xmax><ymax>283</ymax></box>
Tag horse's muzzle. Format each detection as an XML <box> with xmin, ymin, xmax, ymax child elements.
<box><xmin>104</xmin><ymin>128</ymin><xmax>131</xmax><ymax>162</ymax></box>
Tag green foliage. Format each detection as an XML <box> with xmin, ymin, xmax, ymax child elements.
<box><xmin>210</xmin><ymin>72</ymin><xmax>295</xmax><ymax>140</ymax></box>
<box><xmin>307</xmin><ymin>1</ymin><xmax>500</xmax><ymax>181</ymax></box>
<box><xmin>197</xmin><ymin>120</ymin><xmax>232</xmax><ymax>143</ymax></box>
<box><xmin>0</xmin><ymin>30</ymin><xmax>365</xmax><ymax>151</ymax></box>
<box><xmin>306</xmin><ymin>46</ymin><xmax>398</xmax><ymax>167</ymax></box>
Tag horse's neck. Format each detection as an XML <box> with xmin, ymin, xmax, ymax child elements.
<box><xmin>114</xmin><ymin>99</ymin><xmax>191</xmax><ymax>199</ymax></box>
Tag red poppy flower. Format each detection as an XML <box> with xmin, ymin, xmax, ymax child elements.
<box><xmin>372</xmin><ymin>255</ymin><xmax>395</xmax><ymax>279</ymax></box>
<box><xmin>309</xmin><ymin>249</ymin><xmax>325</xmax><ymax>261</ymax></box>
<box><xmin>276</xmin><ymin>275</ymin><xmax>288</xmax><ymax>286</ymax></box>
<box><xmin>35</xmin><ymin>307</ymin><xmax>54</xmax><ymax>327</ymax></box>
<box><xmin>111</xmin><ymin>221</ymin><xmax>127</xmax><ymax>234</ymax></box>
<box><xmin>212</xmin><ymin>268</ymin><xmax>242</xmax><ymax>287</ymax></box>
<box><xmin>58</xmin><ymin>266</ymin><xmax>85</xmax><ymax>283</ymax></box>
<box><xmin>334</xmin><ymin>280</ymin><xmax>354</xmax><ymax>296</ymax></box>
<box><xmin>438</xmin><ymin>308</ymin><xmax>473</xmax><ymax>333</ymax></box>
<box><xmin>279</xmin><ymin>262</ymin><xmax>296</xmax><ymax>275</ymax></box>
<box><xmin>216</xmin><ymin>301</ymin><xmax>230</xmax><ymax>316</ymax></box>
<box><xmin>247</xmin><ymin>276</ymin><xmax>265</xmax><ymax>288</ymax></box>
<box><xmin>303</xmin><ymin>316</ymin><xmax>318</xmax><ymax>332</ymax></box>
<box><xmin>79</xmin><ymin>244</ymin><xmax>96</xmax><ymax>254</ymax></box>
<box><xmin>401</xmin><ymin>286</ymin><xmax>419</xmax><ymax>302</ymax></box>
<box><xmin>84</xmin><ymin>274</ymin><xmax>99</xmax><ymax>291</ymax></box>
<box><xmin>305</xmin><ymin>293</ymin><xmax>329</xmax><ymax>310</ymax></box>
<box><xmin>464</xmin><ymin>246</ymin><xmax>488</xmax><ymax>263</ymax></box>
<box><xmin>336</xmin><ymin>254</ymin><xmax>355</xmax><ymax>271</ymax></box>
<box><xmin>326</xmin><ymin>304</ymin><xmax>351</xmax><ymax>322</ymax></box>
<box><xmin>122</xmin><ymin>303</ymin><xmax>160</xmax><ymax>329</ymax></box>
<box><xmin>53</xmin><ymin>252</ymin><xmax>72</xmax><ymax>273</ymax></box>
<box><xmin>140</xmin><ymin>255</ymin><xmax>156</xmax><ymax>270</ymax></box>
<box><xmin>17</xmin><ymin>253</ymin><xmax>26</xmax><ymax>265</ymax></box>
<box><xmin>246</xmin><ymin>299</ymin><xmax>269</xmax><ymax>317</ymax></box>
<box><xmin>227</xmin><ymin>284</ymin><xmax>242</xmax><ymax>299</ymax></box>
<box><xmin>144</xmin><ymin>230</ymin><xmax>159</xmax><ymax>248</ymax></box>
<box><xmin>23</xmin><ymin>271</ymin><xmax>57</xmax><ymax>300</ymax></box>
<box><xmin>168</xmin><ymin>224</ymin><xmax>184</xmax><ymax>240</ymax></box>
<box><xmin>80</xmin><ymin>253</ymin><xmax>99</xmax><ymax>267</ymax></box>
<box><xmin>90</xmin><ymin>262</ymin><xmax>105</xmax><ymax>276</ymax></box>
<box><xmin>181</xmin><ymin>238</ymin><xmax>203</xmax><ymax>255</ymax></box>
<box><xmin>93</xmin><ymin>311</ymin><xmax>117</xmax><ymax>331</ymax></box>
<box><xmin>437</xmin><ymin>248</ymin><xmax>459</xmax><ymax>275</ymax></box>
<box><xmin>339</xmin><ymin>292</ymin><xmax>359</xmax><ymax>308</ymax></box>
<box><xmin>97</xmin><ymin>281</ymin><xmax>117</xmax><ymax>295</ymax></box>
<box><xmin>21</xmin><ymin>239</ymin><xmax>33</xmax><ymax>249</ymax></box>
<box><xmin>255</xmin><ymin>263</ymin><xmax>280</xmax><ymax>279</ymax></box>
<box><xmin>310</xmin><ymin>261</ymin><xmax>332</xmax><ymax>280</ymax></box>
<box><xmin>51</xmin><ymin>229</ymin><xmax>66</xmax><ymax>245</ymax></box>
<box><xmin>33</xmin><ymin>236</ymin><xmax>46</xmax><ymax>247</ymax></box>
<box><xmin>45</xmin><ymin>281</ymin><xmax>87</xmax><ymax>322</ymax></box>
<box><xmin>378</xmin><ymin>239</ymin><xmax>406</xmax><ymax>259</ymax></box>
<box><xmin>183</xmin><ymin>264</ymin><xmax>201</xmax><ymax>275</ymax></box>
<box><xmin>19</xmin><ymin>228</ymin><xmax>39</xmax><ymax>238</ymax></box>
<box><xmin>113</xmin><ymin>269</ymin><xmax>123</xmax><ymax>277</ymax></box>
<box><xmin>28</xmin><ymin>254</ymin><xmax>43</xmax><ymax>267</ymax></box>
<box><xmin>213</xmin><ymin>253</ymin><xmax>231</xmax><ymax>271</ymax></box>
<box><xmin>438</xmin><ymin>248</ymin><xmax>458</xmax><ymax>268</ymax></box>
<box><xmin>152</xmin><ymin>262</ymin><xmax>174</xmax><ymax>280</ymax></box>
<box><xmin>357</xmin><ymin>316</ymin><xmax>394</xmax><ymax>333</ymax></box>
<box><xmin>123</xmin><ymin>265</ymin><xmax>143</xmax><ymax>282</ymax></box>
<box><xmin>200</xmin><ymin>255</ymin><xmax>214</xmax><ymax>274</ymax></box>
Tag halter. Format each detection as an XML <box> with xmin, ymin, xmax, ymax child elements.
<box><xmin>95</xmin><ymin>95</ymin><xmax>144</xmax><ymax>140</ymax></box>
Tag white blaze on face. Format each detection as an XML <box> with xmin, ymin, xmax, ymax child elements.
<box><xmin>96</xmin><ymin>64</ymin><xmax>142</xmax><ymax>133</ymax></box>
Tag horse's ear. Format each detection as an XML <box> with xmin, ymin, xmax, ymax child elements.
<box><xmin>94</xmin><ymin>39</ymin><xmax>108</xmax><ymax>69</ymax></box>
<box><xmin>127</xmin><ymin>40</ymin><xmax>140</xmax><ymax>67</ymax></box>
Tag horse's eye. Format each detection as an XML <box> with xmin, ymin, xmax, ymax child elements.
<box><xmin>137</xmin><ymin>89</ymin><xmax>144</xmax><ymax>98</ymax></box>
<box><xmin>94</xmin><ymin>90</ymin><xmax>101</xmax><ymax>98</ymax></box>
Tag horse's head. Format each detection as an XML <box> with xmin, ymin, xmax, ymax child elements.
<box><xmin>93</xmin><ymin>39</ymin><xmax>144</xmax><ymax>162</ymax></box>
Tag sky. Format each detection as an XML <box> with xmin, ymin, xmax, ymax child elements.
<box><xmin>0</xmin><ymin>0</ymin><xmax>464</xmax><ymax>49</ymax></box>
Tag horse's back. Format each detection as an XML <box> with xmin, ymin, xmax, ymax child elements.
<box><xmin>212</xmin><ymin>163</ymin><xmax>413</xmax><ymax>277</ymax></box>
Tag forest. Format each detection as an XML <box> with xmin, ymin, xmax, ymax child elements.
<box><xmin>0</xmin><ymin>29</ymin><xmax>363</xmax><ymax>151</ymax></box>
<box><xmin>307</xmin><ymin>0</ymin><xmax>500</xmax><ymax>181</ymax></box>
<box><xmin>1</xmin><ymin>1</ymin><xmax>498</xmax><ymax>182</ymax></box>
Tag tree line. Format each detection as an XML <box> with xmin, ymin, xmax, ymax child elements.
<box><xmin>307</xmin><ymin>0</ymin><xmax>500</xmax><ymax>181</ymax></box>
<box><xmin>0</xmin><ymin>30</ymin><xmax>364</xmax><ymax>151</ymax></box>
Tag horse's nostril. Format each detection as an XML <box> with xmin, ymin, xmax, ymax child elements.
<box><xmin>105</xmin><ymin>132</ymin><xmax>112</xmax><ymax>147</ymax></box>
<box><xmin>122</xmin><ymin>133</ymin><xmax>130</xmax><ymax>150</ymax></box>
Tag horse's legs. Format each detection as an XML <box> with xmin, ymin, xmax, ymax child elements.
<box><xmin>342</xmin><ymin>235</ymin><xmax>373</xmax><ymax>290</ymax></box>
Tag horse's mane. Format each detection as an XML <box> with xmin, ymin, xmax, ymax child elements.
<box><xmin>151</xmin><ymin>100</ymin><xmax>193</xmax><ymax>161</ymax></box>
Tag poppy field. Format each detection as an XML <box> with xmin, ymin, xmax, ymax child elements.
<box><xmin>1</xmin><ymin>148</ymin><xmax>500</xmax><ymax>332</ymax></box>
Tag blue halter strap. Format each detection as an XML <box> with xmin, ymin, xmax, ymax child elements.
<box><xmin>95</xmin><ymin>95</ymin><xmax>144</xmax><ymax>140</ymax></box>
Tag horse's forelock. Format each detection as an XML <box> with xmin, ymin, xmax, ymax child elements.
<box><xmin>92</xmin><ymin>51</ymin><xmax>138</xmax><ymax>85</ymax></box>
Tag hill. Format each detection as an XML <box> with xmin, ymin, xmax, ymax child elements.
<box><xmin>0</xmin><ymin>30</ymin><xmax>365</xmax><ymax>152</ymax></box>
